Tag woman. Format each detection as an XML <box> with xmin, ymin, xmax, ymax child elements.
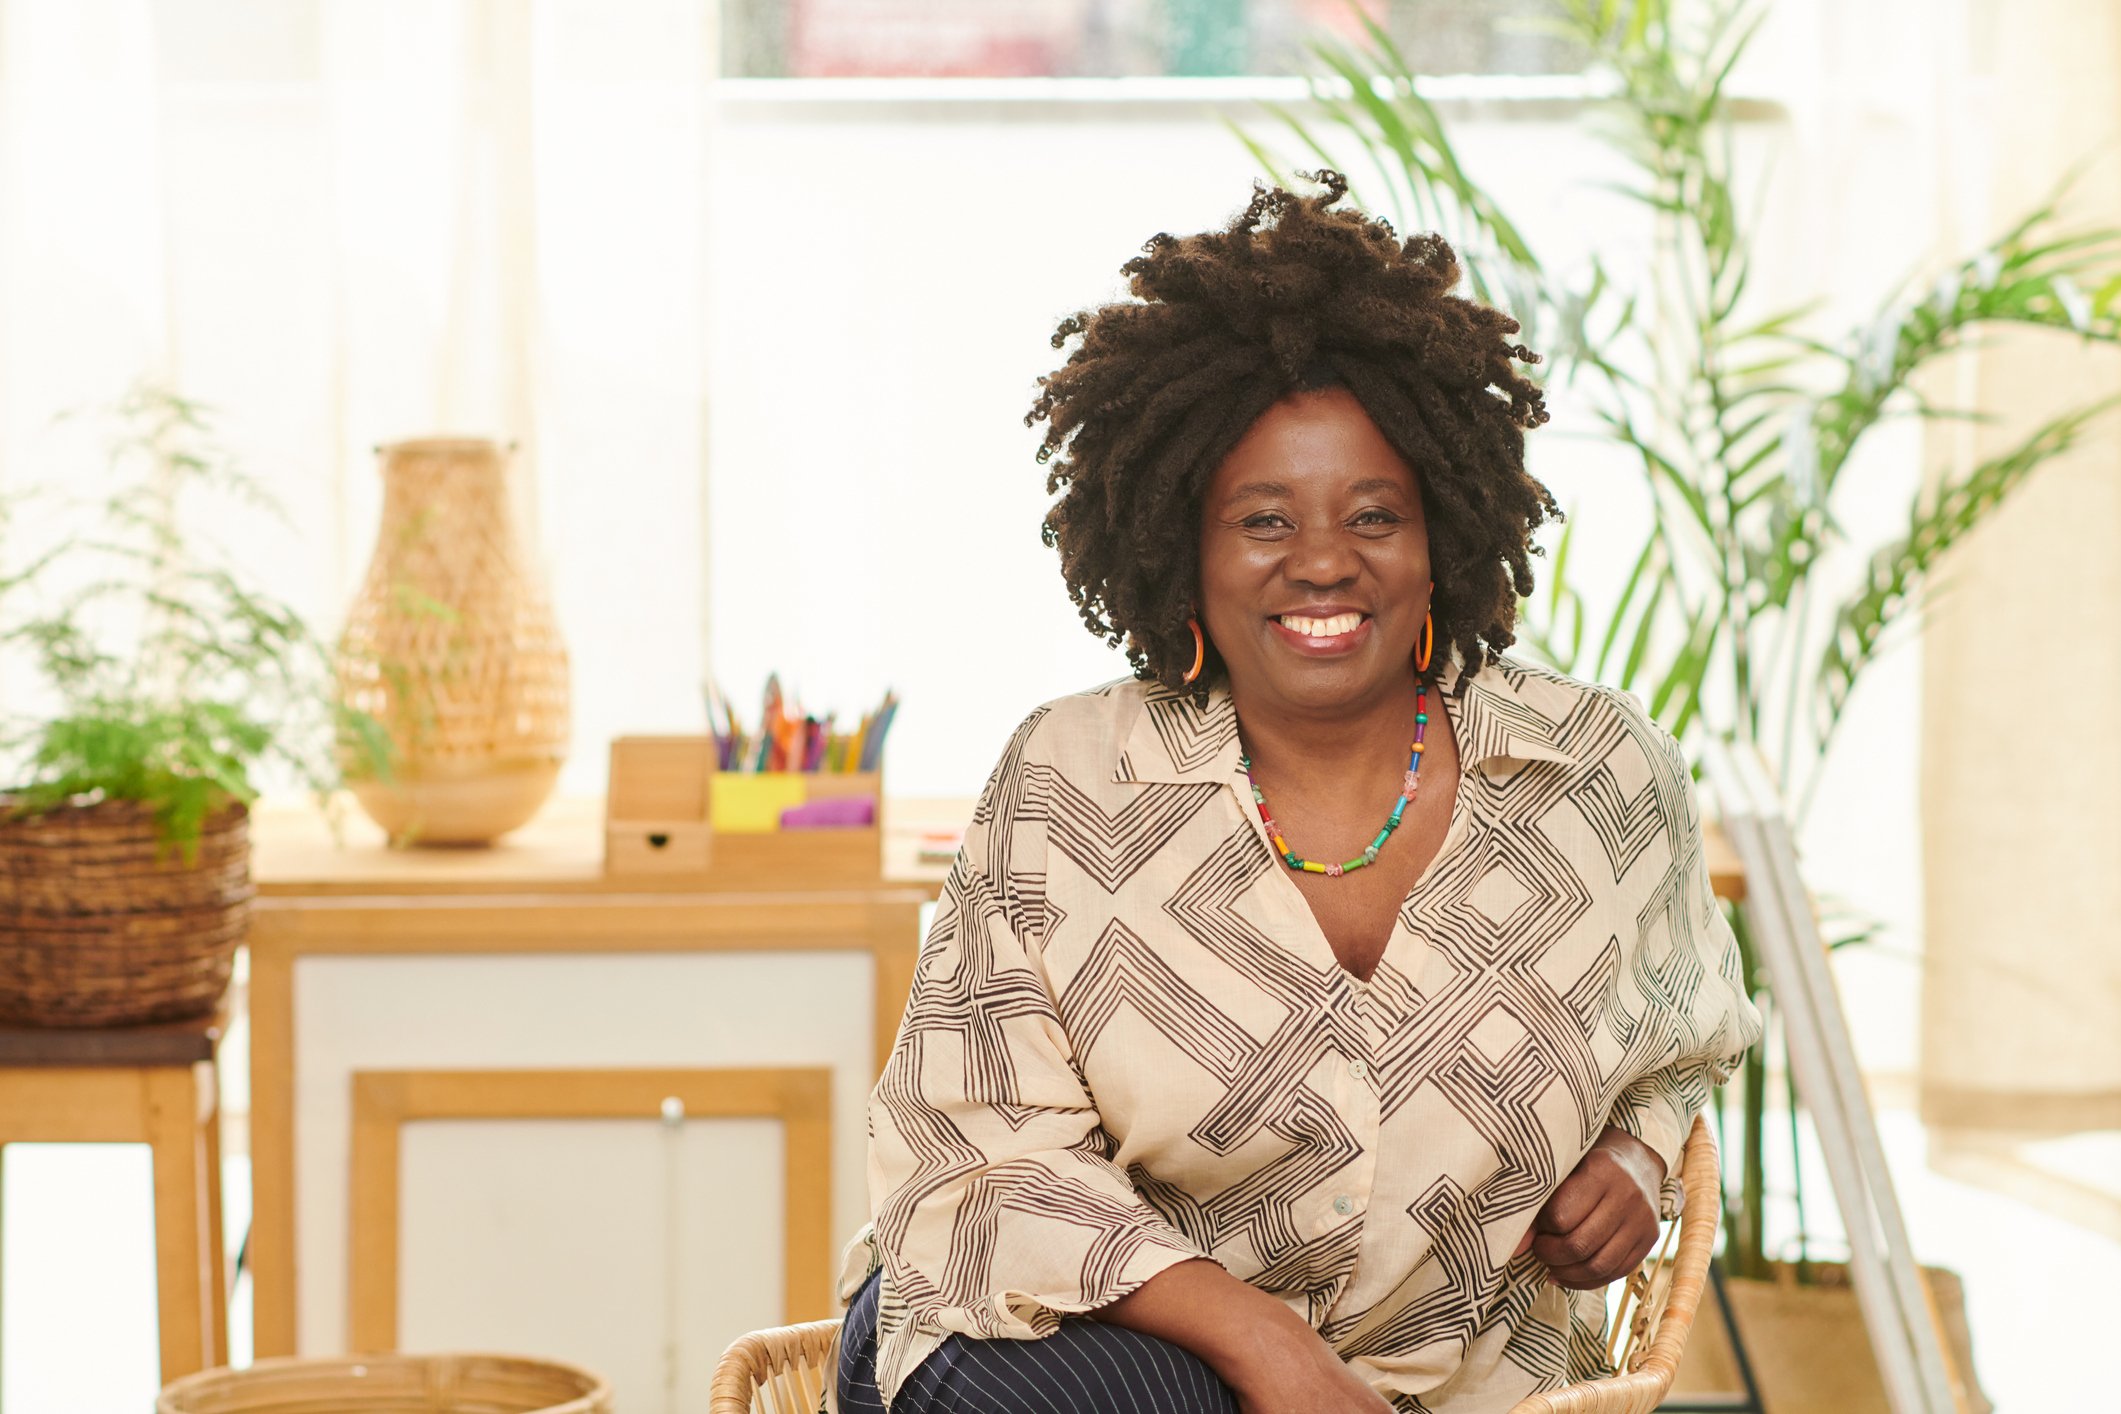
<box><xmin>831</xmin><ymin>171</ymin><xmax>1763</xmax><ymax>1414</ymax></box>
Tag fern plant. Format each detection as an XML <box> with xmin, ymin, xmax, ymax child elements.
<box><xmin>0</xmin><ymin>385</ymin><xmax>394</xmax><ymax>864</ymax></box>
<box><xmin>1239</xmin><ymin>0</ymin><xmax>2121</xmax><ymax>1279</ymax></box>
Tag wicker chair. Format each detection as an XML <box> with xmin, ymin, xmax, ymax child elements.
<box><xmin>710</xmin><ymin>1114</ymin><xmax>1719</xmax><ymax>1414</ymax></box>
<box><xmin>710</xmin><ymin>1318</ymin><xmax>842</xmax><ymax>1414</ymax></box>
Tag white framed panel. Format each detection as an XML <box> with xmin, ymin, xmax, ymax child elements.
<box><xmin>292</xmin><ymin>950</ymin><xmax>873</xmax><ymax>1357</ymax></box>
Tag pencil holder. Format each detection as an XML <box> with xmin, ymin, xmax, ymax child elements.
<box><xmin>706</xmin><ymin>770</ymin><xmax>882</xmax><ymax>885</ymax></box>
<box><xmin>602</xmin><ymin>737</ymin><xmax>884</xmax><ymax>884</ymax></box>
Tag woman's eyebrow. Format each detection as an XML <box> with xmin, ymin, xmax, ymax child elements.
<box><xmin>1222</xmin><ymin>476</ymin><xmax>1411</xmax><ymax>500</ymax></box>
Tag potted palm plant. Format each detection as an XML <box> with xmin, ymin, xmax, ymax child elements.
<box><xmin>0</xmin><ymin>385</ymin><xmax>392</xmax><ymax>1027</ymax></box>
<box><xmin>1236</xmin><ymin>0</ymin><xmax>2112</xmax><ymax>1407</ymax></box>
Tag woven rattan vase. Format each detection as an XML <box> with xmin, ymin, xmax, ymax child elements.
<box><xmin>157</xmin><ymin>1353</ymin><xmax>612</xmax><ymax>1414</ymax></box>
<box><xmin>0</xmin><ymin>796</ymin><xmax>252</xmax><ymax>1027</ymax></box>
<box><xmin>336</xmin><ymin>438</ymin><xmax>569</xmax><ymax>846</ymax></box>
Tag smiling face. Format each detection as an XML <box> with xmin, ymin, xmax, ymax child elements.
<box><xmin>1196</xmin><ymin>386</ymin><xmax>1433</xmax><ymax>717</ymax></box>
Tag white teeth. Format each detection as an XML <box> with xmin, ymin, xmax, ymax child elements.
<box><xmin>1279</xmin><ymin>612</ymin><xmax>1364</xmax><ymax>638</ymax></box>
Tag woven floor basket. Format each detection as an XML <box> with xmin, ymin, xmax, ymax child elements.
<box><xmin>156</xmin><ymin>1353</ymin><xmax>613</xmax><ymax>1414</ymax></box>
<box><xmin>0</xmin><ymin>794</ymin><xmax>253</xmax><ymax>1027</ymax></box>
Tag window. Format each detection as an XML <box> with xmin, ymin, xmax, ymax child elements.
<box><xmin>720</xmin><ymin>1</ymin><xmax>1588</xmax><ymax>80</ymax></box>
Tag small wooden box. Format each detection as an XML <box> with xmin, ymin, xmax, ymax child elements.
<box><xmin>604</xmin><ymin>736</ymin><xmax>713</xmax><ymax>876</ymax></box>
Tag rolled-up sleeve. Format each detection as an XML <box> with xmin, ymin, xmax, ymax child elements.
<box><xmin>861</xmin><ymin>712</ymin><xmax>1209</xmax><ymax>1402</ymax></box>
<box><xmin>1605</xmin><ymin>721</ymin><xmax>1765</xmax><ymax>1222</ymax></box>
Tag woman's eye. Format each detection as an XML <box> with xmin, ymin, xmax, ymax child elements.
<box><xmin>1243</xmin><ymin>513</ymin><xmax>1291</xmax><ymax>530</ymax></box>
<box><xmin>1353</xmin><ymin>509</ymin><xmax>1400</xmax><ymax>526</ymax></box>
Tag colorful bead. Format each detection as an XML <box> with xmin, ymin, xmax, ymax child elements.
<box><xmin>1240</xmin><ymin>691</ymin><xmax>1428</xmax><ymax>878</ymax></box>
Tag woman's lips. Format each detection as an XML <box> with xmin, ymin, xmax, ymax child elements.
<box><xmin>1268</xmin><ymin>613</ymin><xmax>1374</xmax><ymax>656</ymax></box>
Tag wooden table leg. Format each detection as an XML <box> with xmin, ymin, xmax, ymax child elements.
<box><xmin>204</xmin><ymin>1061</ymin><xmax>228</xmax><ymax>1366</ymax></box>
<box><xmin>870</xmin><ymin>906</ymin><xmax>922</xmax><ymax>1078</ymax></box>
<box><xmin>145</xmin><ymin>1066</ymin><xmax>213</xmax><ymax>1382</ymax></box>
<box><xmin>1</xmin><ymin>1142</ymin><xmax>8</xmax><ymax>1398</ymax></box>
<box><xmin>247</xmin><ymin>942</ymin><xmax>296</xmax><ymax>1358</ymax></box>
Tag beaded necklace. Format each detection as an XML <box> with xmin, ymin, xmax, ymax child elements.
<box><xmin>1239</xmin><ymin>686</ymin><xmax>1429</xmax><ymax>877</ymax></box>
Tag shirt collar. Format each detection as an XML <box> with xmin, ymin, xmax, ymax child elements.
<box><xmin>1112</xmin><ymin>645</ymin><xmax>1584</xmax><ymax>786</ymax></box>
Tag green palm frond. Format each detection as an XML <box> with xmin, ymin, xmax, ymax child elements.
<box><xmin>1815</xmin><ymin>391</ymin><xmax>2121</xmax><ymax>737</ymax></box>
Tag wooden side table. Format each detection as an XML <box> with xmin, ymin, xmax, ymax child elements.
<box><xmin>0</xmin><ymin>1007</ymin><xmax>229</xmax><ymax>1384</ymax></box>
<box><xmin>242</xmin><ymin>793</ymin><xmax>959</xmax><ymax>1376</ymax></box>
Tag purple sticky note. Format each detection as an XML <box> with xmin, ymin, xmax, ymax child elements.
<box><xmin>779</xmin><ymin>795</ymin><xmax>876</xmax><ymax>829</ymax></box>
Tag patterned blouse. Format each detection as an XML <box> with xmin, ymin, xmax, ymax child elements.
<box><xmin>834</xmin><ymin>648</ymin><xmax>1763</xmax><ymax>1413</ymax></box>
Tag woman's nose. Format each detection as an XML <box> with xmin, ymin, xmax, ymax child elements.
<box><xmin>1283</xmin><ymin>524</ymin><xmax>1361</xmax><ymax>586</ymax></box>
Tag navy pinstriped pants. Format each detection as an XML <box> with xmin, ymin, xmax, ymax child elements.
<box><xmin>834</xmin><ymin>1268</ymin><xmax>1241</xmax><ymax>1414</ymax></box>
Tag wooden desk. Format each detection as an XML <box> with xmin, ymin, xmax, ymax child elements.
<box><xmin>244</xmin><ymin>793</ymin><xmax>962</xmax><ymax>1399</ymax></box>
<box><xmin>0</xmin><ymin>1008</ymin><xmax>229</xmax><ymax>1383</ymax></box>
<box><xmin>249</xmin><ymin>793</ymin><xmax>967</xmax><ymax>897</ymax></box>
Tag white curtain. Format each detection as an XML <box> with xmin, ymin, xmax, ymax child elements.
<box><xmin>1916</xmin><ymin>0</ymin><xmax>2121</xmax><ymax>1231</ymax></box>
<box><xmin>0</xmin><ymin>0</ymin><xmax>717</xmax><ymax>793</ymax></box>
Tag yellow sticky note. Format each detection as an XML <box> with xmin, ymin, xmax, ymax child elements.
<box><xmin>710</xmin><ymin>773</ymin><xmax>808</xmax><ymax>833</ymax></box>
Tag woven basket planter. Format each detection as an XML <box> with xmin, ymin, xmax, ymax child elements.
<box><xmin>0</xmin><ymin>794</ymin><xmax>253</xmax><ymax>1028</ymax></box>
<box><xmin>157</xmin><ymin>1353</ymin><xmax>612</xmax><ymax>1414</ymax></box>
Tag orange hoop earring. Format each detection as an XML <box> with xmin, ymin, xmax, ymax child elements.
<box><xmin>1182</xmin><ymin>617</ymin><xmax>1206</xmax><ymax>685</ymax></box>
<box><xmin>1415</xmin><ymin>611</ymin><xmax>1434</xmax><ymax>673</ymax></box>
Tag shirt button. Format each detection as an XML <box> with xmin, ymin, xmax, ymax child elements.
<box><xmin>1333</xmin><ymin>1195</ymin><xmax>1354</xmax><ymax>1215</ymax></box>
<box><xmin>1348</xmin><ymin>1059</ymin><xmax>1365</xmax><ymax>1080</ymax></box>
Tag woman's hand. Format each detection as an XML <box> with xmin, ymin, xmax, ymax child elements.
<box><xmin>1512</xmin><ymin>1125</ymin><xmax>1666</xmax><ymax>1288</ymax></box>
<box><xmin>1220</xmin><ymin>1320</ymin><xmax>1395</xmax><ymax>1414</ymax></box>
<box><xmin>1091</xmin><ymin>1258</ymin><xmax>1392</xmax><ymax>1413</ymax></box>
